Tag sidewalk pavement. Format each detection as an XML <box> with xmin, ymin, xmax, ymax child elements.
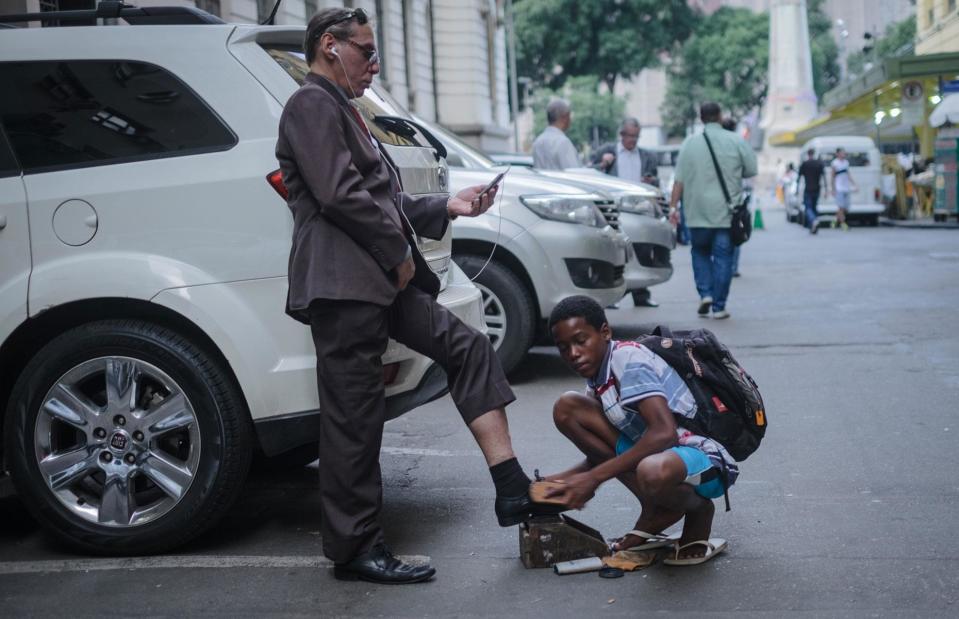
<box><xmin>880</xmin><ymin>216</ymin><xmax>959</xmax><ymax>229</ymax></box>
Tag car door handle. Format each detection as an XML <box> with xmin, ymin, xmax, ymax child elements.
<box><xmin>0</xmin><ymin>215</ymin><xmax>6</xmax><ymax>230</ymax></box>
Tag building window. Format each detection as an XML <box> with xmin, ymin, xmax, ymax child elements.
<box><xmin>304</xmin><ymin>0</ymin><xmax>318</xmax><ymax>20</ymax></box>
<box><xmin>196</xmin><ymin>0</ymin><xmax>221</xmax><ymax>17</ymax></box>
<box><xmin>257</xmin><ymin>0</ymin><xmax>275</xmax><ymax>23</ymax></box>
<box><xmin>928</xmin><ymin>8</ymin><xmax>934</xmax><ymax>26</ymax></box>
<box><xmin>374</xmin><ymin>0</ymin><xmax>388</xmax><ymax>84</ymax></box>
<box><xmin>403</xmin><ymin>0</ymin><xmax>415</xmax><ymax>109</ymax></box>
<box><xmin>949</xmin><ymin>0</ymin><xmax>957</xmax><ymax>14</ymax></box>
<box><xmin>41</xmin><ymin>0</ymin><xmax>96</xmax><ymax>26</ymax></box>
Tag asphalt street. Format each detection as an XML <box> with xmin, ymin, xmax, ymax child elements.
<box><xmin>2</xmin><ymin>206</ymin><xmax>958</xmax><ymax>617</ymax></box>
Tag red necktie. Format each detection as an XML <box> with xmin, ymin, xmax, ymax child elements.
<box><xmin>348</xmin><ymin>104</ymin><xmax>373</xmax><ymax>143</ymax></box>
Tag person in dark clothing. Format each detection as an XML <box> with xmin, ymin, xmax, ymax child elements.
<box><xmin>276</xmin><ymin>7</ymin><xmax>561</xmax><ymax>585</ymax></box>
<box><xmin>797</xmin><ymin>148</ymin><xmax>828</xmax><ymax>234</ymax></box>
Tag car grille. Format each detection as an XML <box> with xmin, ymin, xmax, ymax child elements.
<box><xmin>594</xmin><ymin>199</ymin><xmax>620</xmax><ymax>230</ymax></box>
<box><xmin>633</xmin><ymin>243</ymin><xmax>672</xmax><ymax>269</ymax></box>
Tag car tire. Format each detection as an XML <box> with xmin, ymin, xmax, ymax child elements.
<box><xmin>4</xmin><ymin>320</ymin><xmax>252</xmax><ymax>555</ymax></box>
<box><xmin>454</xmin><ymin>255</ymin><xmax>534</xmax><ymax>374</ymax></box>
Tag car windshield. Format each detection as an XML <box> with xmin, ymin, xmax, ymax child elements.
<box><xmin>261</xmin><ymin>45</ymin><xmax>430</xmax><ymax>148</ymax></box>
<box><xmin>415</xmin><ymin>117</ymin><xmax>496</xmax><ymax>169</ymax></box>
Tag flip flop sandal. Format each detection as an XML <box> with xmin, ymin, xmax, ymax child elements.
<box><xmin>662</xmin><ymin>538</ymin><xmax>727</xmax><ymax>566</ymax></box>
<box><xmin>608</xmin><ymin>529</ymin><xmax>679</xmax><ymax>552</ymax></box>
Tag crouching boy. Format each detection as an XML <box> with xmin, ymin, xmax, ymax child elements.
<box><xmin>543</xmin><ymin>296</ymin><xmax>738</xmax><ymax>565</ymax></box>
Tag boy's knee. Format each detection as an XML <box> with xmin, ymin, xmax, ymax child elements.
<box><xmin>552</xmin><ymin>391</ymin><xmax>589</xmax><ymax>430</ymax></box>
<box><xmin>635</xmin><ymin>458</ymin><xmax>670</xmax><ymax>497</ymax></box>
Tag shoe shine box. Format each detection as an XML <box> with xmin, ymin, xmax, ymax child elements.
<box><xmin>519</xmin><ymin>515</ymin><xmax>610</xmax><ymax>569</ymax></box>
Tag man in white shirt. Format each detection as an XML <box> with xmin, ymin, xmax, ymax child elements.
<box><xmin>592</xmin><ymin>117</ymin><xmax>658</xmax><ymax>185</ymax></box>
<box><xmin>591</xmin><ymin>117</ymin><xmax>660</xmax><ymax>307</ymax></box>
<box><xmin>829</xmin><ymin>147</ymin><xmax>857</xmax><ymax>231</ymax></box>
<box><xmin>532</xmin><ymin>99</ymin><xmax>580</xmax><ymax>170</ymax></box>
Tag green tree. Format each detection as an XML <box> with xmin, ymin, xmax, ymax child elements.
<box><xmin>807</xmin><ymin>0</ymin><xmax>840</xmax><ymax>98</ymax></box>
<box><xmin>660</xmin><ymin>7</ymin><xmax>768</xmax><ymax>137</ymax></box>
<box><xmin>531</xmin><ymin>76</ymin><xmax>627</xmax><ymax>151</ymax></box>
<box><xmin>846</xmin><ymin>15</ymin><xmax>916</xmax><ymax>77</ymax></box>
<box><xmin>514</xmin><ymin>0</ymin><xmax>698</xmax><ymax>93</ymax></box>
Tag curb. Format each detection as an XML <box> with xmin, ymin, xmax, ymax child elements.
<box><xmin>879</xmin><ymin>217</ymin><xmax>959</xmax><ymax>230</ymax></box>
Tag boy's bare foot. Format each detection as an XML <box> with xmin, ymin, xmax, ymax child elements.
<box><xmin>609</xmin><ymin>512</ymin><xmax>683</xmax><ymax>551</ymax></box>
<box><xmin>674</xmin><ymin>497</ymin><xmax>715</xmax><ymax>561</ymax></box>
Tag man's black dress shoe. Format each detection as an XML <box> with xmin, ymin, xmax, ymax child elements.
<box><xmin>333</xmin><ymin>544</ymin><xmax>435</xmax><ymax>584</ymax></box>
<box><xmin>495</xmin><ymin>492</ymin><xmax>568</xmax><ymax>527</ymax></box>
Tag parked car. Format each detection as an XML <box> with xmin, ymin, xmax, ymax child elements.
<box><xmin>0</xmin><ymin>12</ymin><xmax>487</xmax><ymax>554</ymax></box>
<box><xmin>487</xmin><ymin>155</ymin><xmax>675</xmax><ymax>303</ymax></box>
<box><xmin>798</xmin><ymin>136</ymin><xmax>885</xmax><ymax>225</ymax></box>
<box><xmin>488</xmin><ymin>152</ymin><xmax>534</xmax><ymax>168</ymax></box>
<box><xmin>414</xmin><ymin>119</ymin><xmax>629</xmax><ymax>373</ymax></box>
<box><xmin>536</xmin><ymin>168</ymin><xmax>674</xmax><ymax>302</ymax></box>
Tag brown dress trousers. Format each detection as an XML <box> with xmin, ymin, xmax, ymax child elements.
<box><xmin>277</xmin><ymin>73</ymin><xmax>514</xmax><ymax>563</ymax></box>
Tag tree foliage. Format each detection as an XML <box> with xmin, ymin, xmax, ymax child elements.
<box><xmin>660</xmin><ymin>7</ymin><xmax>768</xmax><ymax>137</ymax></box>
<box><xmin>514</xmin><ymin>0</ymin><xmax>697</xmax><ymax>93</ymax></box>
<box><xmin>530</xmin><ymin>76</ymin><xmax>626</xmax><ymax>152</ymax></box>
<box><xmin>807</xmin><ymin>0</ymin><xmax>840</xmax><ymax>99</ymax></box>
<box><xmin>846</xmin><ymin>15</ymin><xmax>916</xmax><ymax>77</ymax></box>
<box><xmin>661</xmin><ymin>0</ymin><xmax>842</xmax><ymax>137</ymax></box>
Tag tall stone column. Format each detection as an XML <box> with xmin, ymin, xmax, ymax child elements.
<box><xmin>759</xmin><ymin>0</ymin><xmax>818</xmax><ymax>178</ymax></box>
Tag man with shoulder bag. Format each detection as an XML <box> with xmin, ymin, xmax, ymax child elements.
<box><xmin>669</xmin><ymin>103</ymin><xmax>757</xmax><ymax>320</ymax></box>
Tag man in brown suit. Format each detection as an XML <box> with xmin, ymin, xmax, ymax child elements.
<box><xmin>276</xmin><ymin>8</ymin><xmax>560</xmax><ymax>585</ymax></box>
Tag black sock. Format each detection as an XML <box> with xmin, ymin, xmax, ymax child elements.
<box><xmin>490</xmin><ymin>457</ymin><xmax>530</xmax><ymax>498</ymax></box>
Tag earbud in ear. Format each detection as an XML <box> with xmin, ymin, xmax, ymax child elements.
<box><xmin>331</xmin><ymin>46</ymin><xmax>339</xmax><ymax>56</ymax></box>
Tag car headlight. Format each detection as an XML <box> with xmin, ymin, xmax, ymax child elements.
<box><xmin>617</xmin><ymin>194</ymin><xmax>662</xmax><ymax>217</ymax></box>
<box><xmin>520</xmin><ymin>194</ymin><xmax>608</xmax><ymax>227</ymax></box>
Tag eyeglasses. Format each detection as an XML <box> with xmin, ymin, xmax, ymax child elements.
<box><xmin>344</xmin><ymin>38</ymin><xmax>379</xmax><ymax>65</ymax></box>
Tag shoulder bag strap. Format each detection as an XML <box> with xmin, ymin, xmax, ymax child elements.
<box><xmin>702</xmin><ymin>131</ymin><xmax>731</xmax><ymax>206</ymax></box>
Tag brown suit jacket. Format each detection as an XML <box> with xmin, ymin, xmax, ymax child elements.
<box><xmin>277</xmin><ymin>73</ymin><xmax>450</xmax><ymax>324</ymax></box>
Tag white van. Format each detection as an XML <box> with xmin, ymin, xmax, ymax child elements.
<box><xmin>799</xmin><ymin>136</ymin><xmax>885</xmax><ymax>225</ymax></box>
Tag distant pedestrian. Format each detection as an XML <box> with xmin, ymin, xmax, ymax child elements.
<box><xmin>797</xmin><ymin>148</ymin><xmax>828</xmax><ymax>234</ymax></box>
<box><xmin>591</xmin><ymin>117</ymin><xmax>659</xmax><ymax>185</ymax></box>
<box><xmin>532</xmin><ymin>98</ymin><xmax>580</xmax><ymax>170</ymax></box>
<box><xmin>829</xmin><ymin>147</ymin><xmax>857</xmax><ymax>231</ymax></box>
<box><xmin>668</xmin><ymin>103</ymin><xmax>757</xmax><ymax>320</ymax></box>
<box><xmin>591</xmin><ymin>117</ymin><xmax>660</xmax><ymax>307</ymax></box>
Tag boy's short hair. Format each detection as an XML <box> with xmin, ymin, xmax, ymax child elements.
<box><xmin>549</xmin><ymin>295</ymin><xmax>608</xmax><ymax>333</ymax></box>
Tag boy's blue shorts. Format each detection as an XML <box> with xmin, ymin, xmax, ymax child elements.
<box><xmin>615</xmin><ymin>434</ymin><xmax>726</xmax><ymax>500</ymax></box>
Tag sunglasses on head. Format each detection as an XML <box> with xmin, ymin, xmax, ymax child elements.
<box><xmin>310</xmin><ymin>8</ymin><xmax>370</xmax><ymax>44</ymax></box>
<box><xmin>329</xmin><ymin>7</ymin><xmax>368</xmax><ymax>27</ymax></box>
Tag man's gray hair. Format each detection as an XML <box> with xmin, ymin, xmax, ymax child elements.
<box><xmin>546</xmin><ymin>99</ymin><xmax>571</xmax><ymax>125</ymax></box>
<box><xmin>619</xmin><ymin>117</ymin><xmax>641</xmax><ymax>133</ymax></box>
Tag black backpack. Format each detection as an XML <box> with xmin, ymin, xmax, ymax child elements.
<box><xmin>638</xmin><ymin>325</ymin><xmax>767</xmax><ymax>462</ymax></box>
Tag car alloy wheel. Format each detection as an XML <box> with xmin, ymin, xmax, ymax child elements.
<box><xmin>34</xmin><ymin>356</ymin><xmax>200</xmax><ymax>528</ymax></box>
<box><xmin>474</xmin><ymin>282</ymin><xmax>507</xmax><ymax>350</ymax></box>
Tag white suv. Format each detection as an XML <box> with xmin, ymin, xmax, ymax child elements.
<box><xmin>0</xmin><ymin>14</ymin><xmax>485</xmax><ymax>554</ymax></box>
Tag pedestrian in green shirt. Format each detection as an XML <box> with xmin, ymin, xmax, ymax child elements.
<box><xmin>668</xmin><ymin>103</ymin><xmax>757</xmax><ymax>320</ymax></box>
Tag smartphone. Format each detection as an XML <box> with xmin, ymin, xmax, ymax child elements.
<box><xmin>478</xmin><ymin>166</ymin><xmax>510</xmax><ymax>198</ymax></box>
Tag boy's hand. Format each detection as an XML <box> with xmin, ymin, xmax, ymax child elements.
<box><xmin>545</xmin><ymin>472</ymin><xmax>599</xmax><ymax>509</ymax></box>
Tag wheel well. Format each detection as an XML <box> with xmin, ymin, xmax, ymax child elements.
<box><xmin>0</xmin><ymin>298</ymin><xmax>246</xmax><ymax>471</ymax></box>
<box><xmin>453</xmin><ymin>240</ymin><xmax>540</xmax><ymax>319</ymax></box>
